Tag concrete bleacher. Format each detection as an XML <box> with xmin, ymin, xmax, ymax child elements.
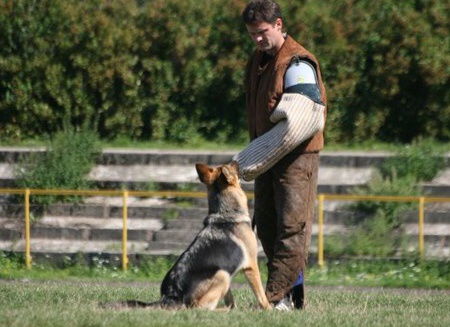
<box><xmin>0</xmin><ymin>147</ymin><xmax>449</xmax><ymax>263</ymax></box>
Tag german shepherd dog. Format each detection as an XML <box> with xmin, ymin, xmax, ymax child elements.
<box><xmin>105</xmin><ymin>162</ymin><xmax>271</xmax><ymax>310</ymax></box>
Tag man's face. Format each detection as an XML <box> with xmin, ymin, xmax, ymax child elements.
<box><xmin>245</xmin><ymin>18</ymin><xmax>284</xmax><ymax>55</ymax></box>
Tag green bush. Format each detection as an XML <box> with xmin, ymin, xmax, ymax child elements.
<box><xmin>332</xmin><ymin>172</ymin><xmax>419</xmax><ymax>257</ymax></box>
<box><xmin>15</xmin><ymin>128</ymin><xmax>101</xmax><ymax>204</ymax></box>
<box><xmin>380</xmin><ymin>138</ymin><xmax>447</xmax><ymax>181</ymax></box>
<box><xmin>0</xmin><ymin>0</ymin><xmax>449</xmax><ymax>144</ymax></box>
<box><xmin>340</xmin><ymin>139</ymin><xmax>446</xmax><ymax>257</ymax></box>
<box><xmin>353</xmin><ymin>171</ymin><xmax>420</xmax><ymax>220</ymax></box>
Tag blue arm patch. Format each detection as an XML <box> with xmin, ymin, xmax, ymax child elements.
<box><xmin>284</xmin><ymin>83</ymin><xmax>322</xmax><ymax>103</ymax></box>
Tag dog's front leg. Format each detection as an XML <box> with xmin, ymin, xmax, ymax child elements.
<box><xmin>242</xmin><ymin>267</ymin><xmax>272</xmax><ymax>310</ymax></box>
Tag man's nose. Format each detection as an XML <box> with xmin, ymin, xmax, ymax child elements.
<box><xmin>254</xmin><ymin>35</ymin><xmax>263</xmax><ymax>43</ymax></box>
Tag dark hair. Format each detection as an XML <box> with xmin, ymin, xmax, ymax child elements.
<box><xmin>242</xmin><ymin>0</ymin><xmax>282</xmax><ymax>25</ymax></box>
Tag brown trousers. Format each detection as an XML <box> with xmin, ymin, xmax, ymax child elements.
<box><xmin>254</xmin><ymin>151</ymin><xmax>319</xmax><ymax>303</ymax></box>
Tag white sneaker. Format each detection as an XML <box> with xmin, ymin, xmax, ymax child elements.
<box><xmin>273</xmin><ymin>297</ymin><xmax>294</xmax><ymax>311</ymax></box>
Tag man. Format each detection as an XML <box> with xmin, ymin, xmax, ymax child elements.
<box><xmin>233</xmin><ymin>0</ymin><xmax>327</xmax><ymax>310</ymax></box>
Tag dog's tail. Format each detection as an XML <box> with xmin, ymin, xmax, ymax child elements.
<box><xmin>101</xmin><ymin>300</ymin><xmax>161</xmax><ymax>309</ymax></box>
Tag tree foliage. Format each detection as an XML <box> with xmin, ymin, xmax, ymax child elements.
<box><xmin>0</xmin><ymin>0</ymin><xmax>449</xmax><ymax>144</ymax></box>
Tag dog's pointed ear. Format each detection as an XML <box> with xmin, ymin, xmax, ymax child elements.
<box><xmin>195</xmin><ymin>163</ymin><xmax>215</xmax><ymax>184</ymax></box>
<box><xmin>221</xmin><ymin>163</ymin><xmax>238</xmax><ymax>185</ymax></box>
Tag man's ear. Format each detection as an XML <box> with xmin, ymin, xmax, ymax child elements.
<box><xmin>195</xmin><ymin>163</ymin><xmax>215</xmax><ymax>184</ymax></box>
<box><xmin>275</xmin><ymin>17</ymin><xmax>283</xmax><ymax>31</ymax></box>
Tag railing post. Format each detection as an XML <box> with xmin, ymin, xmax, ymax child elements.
<box><xmin>122</xmin><ymin>190</ymin><xmax>129</xmax><ymax>271</ymax></box>
<box><xmin>317</xmin><ymin>194</ymin><xmax>325</xmax><ymax>268</ymax></box>
<box><xmin>24</xmin><ymin>188</ymin><xmax>32</xmax><ymax>270</ymax></box>
<box><xmin>418</xmin><ymin>196</ymin><xmax>425</xmax><ymax>259</ymax></box>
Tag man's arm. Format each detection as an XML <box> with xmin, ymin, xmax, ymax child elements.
<box><xmin>233</xmin><ymin>59</ymin><xmax>325</xmax><ymax>181</ymax></box>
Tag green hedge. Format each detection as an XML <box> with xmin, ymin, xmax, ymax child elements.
<box><xmin>0</xmin><ymin>0</ymin><xmax>449</xmax><ymax>144</ymax></box>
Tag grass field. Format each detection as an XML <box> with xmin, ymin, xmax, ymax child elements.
<box><xmin>1</xmin><ymin>254</ymin><xmax>450</xmax><ymax>326</ymax></box>
<box><xmin>1</xmin><ymin>279</ymin><xmax>449</xmax><ymax>327</ymax></box>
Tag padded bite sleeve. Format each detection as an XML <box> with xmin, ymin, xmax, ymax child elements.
<box><xmin>233</xmin><ymin>93</ymin><xmax>325</xmax><ymax>181</ymax></box>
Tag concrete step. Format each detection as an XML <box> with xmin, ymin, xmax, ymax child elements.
<box><xmin>157</xmin><ymin>207</ymin><xmax>450</xmax><ymax>255</ymax></box>
<box><xmin>1</xmin><ymin>206</ymin><xmax>448</xmax><ymax>237</ymax></box>
<box><xmin>164</xmin><ymin>218</ymin><xmax>204</xmax><ymax>230</ymax></box>
<box><xmin>0</xmin><ymin>239</ymin><xmax>149</xmax><ymax>254</ymax></box>
<box><xmin>36</xmin><ymin>216</ymin><xmax>163</xmax><ymax>230</ymax></box>
<box><xmin>1</xmin><ymin>198</ymin><xmax>449</xmax><ymax>223</ymax></box>
<box><xmin>2</xmin><ymin>240</ymin><xmax>447</xmax><ymax>266</ymax></box>
<box><xmin>0</xmin><ymin>148</ymin><xmax>396</xmax><ymax>167</ymax></box>
<box><xmin>1</xmin><ymin>148</ymin><xmax>448</xmax><ymax>188</ymax></box>
<box><xmin>0</xmin><ymin>197</ymin><xmax>208</xmax><ymax>219</ymax></box>
<box><xmin>1</xmin><ymin>195</ymin><xmax>448</xmax><ymax>230</ymax></box>
<box><xmin>1</xmin><ymin>226</ymin><xmax>448</xmax><ymax>260</ymax></box>
<box><xmin>28</xmin><ymin>227</ymin><xmax>155</xmax><ymax>242</ymax></box>
<box><xmin>0</xmin><ymin>216</ymin><xmax>163</xmax><ymax>241</ymax></box>
<box><xmin>1</xmin><ymin>147</ymin><xmax>449</xmax><ymax>195</ymax></box>
<box><xmin>151</xmin><ymin>222</ymin><xmax>449</xmax><ymax>247</ymax></box>
<box><xmin>2</xmin><ymin>162</ymin><xmax>450</xmax><ymax>195</ymax></box>
<box><xmin>147</xmin><ymin>232</ymin><xmax>450</xmax><ymax>258</ymax></box>
<box><xmin>3</xmin><ymin>217</ymin><xmax>447</xmax><ymax>243</ymax></box>
<box><xmin>327</xmin><ymin>208</ymin><xmax>450</xmax><ymax>224</ymax></box>
<box><xmin>0</xmin><ymin>163</ymin><xmax>378</xmax><ymax>194</ymax></box>
<box><xmin>401</xmin><ymin>207</ymin><xmax>450</xmax><ymax>223</ymax></box>
<box><xmin>96</xmin><ymin>149</ymin><xmax>402</xmax><ymax>167</ymax></box>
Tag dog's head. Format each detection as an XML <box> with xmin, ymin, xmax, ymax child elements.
<box><xmin>195</xmin><ymin>162</ymin><xmax>248</xmax><ymax>214</ymax></box>
<box><xmin>195</xmin><ymin>161</ymin><xmax>240</xmax><ymax>188</ymax></box>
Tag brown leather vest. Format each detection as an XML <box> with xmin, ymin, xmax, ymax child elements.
<box><xmin>244</xmin><ymin>35</ymin><xmax>327</xmax><ymax>153</ymax></box>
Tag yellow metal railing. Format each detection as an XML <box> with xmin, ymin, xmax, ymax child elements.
<box><xmin>0</xmin><ymin>188</ymin><xmax>449</xmax><ymax>270</ymax></box>
<box><xmin>316</xmin><ymin>194</ymin><xmax>450</xmax><ymax>267</ymax></box>
<box><xmin>0</xmin><ymin>188</ymin><xmax>208</xmax><ymax>270</ymax></box>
